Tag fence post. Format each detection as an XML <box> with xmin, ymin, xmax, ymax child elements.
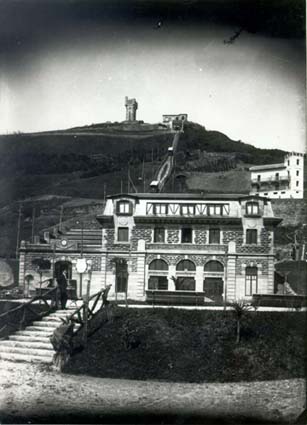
<box><xmin>83</xmin><ymin>274</ymin><xmax>91</xmax><ymax>347</ymax></box>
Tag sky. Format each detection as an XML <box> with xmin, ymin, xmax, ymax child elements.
<box><xmin>0</xmin><ymin>0</ymin><xmax>305</xmax><ymax>152</ymax></box>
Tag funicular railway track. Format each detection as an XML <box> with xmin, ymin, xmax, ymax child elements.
<box><xmin>150</xmin><ymin>130</ymin><xmax>182</xmax><ymax>193</ymax></box>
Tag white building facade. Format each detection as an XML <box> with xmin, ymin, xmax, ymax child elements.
<box><xmin>19</xmin><ymin>193</ymin><xmax>282</xmax><ymax>305</ymax></box>
<box><xmin>250</xmin><ymin>152</ymin><xmax>304</xmax><ymax>199</ymax></box>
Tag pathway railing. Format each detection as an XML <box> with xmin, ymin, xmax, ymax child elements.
<box><xmin>0</xmin><ymin>287</ymin><xmax>57</xmax><ymax>339</ymax></box>
<box><xmin>66</xmin><ymin>285</ymin><xmax>111</xmax><ymax>341</ymax></box>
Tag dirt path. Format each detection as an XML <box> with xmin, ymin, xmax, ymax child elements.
<box><xmin>0</xmin><ymin>360</ymin><xmax>305</xmax><ymax>424</ymax></box>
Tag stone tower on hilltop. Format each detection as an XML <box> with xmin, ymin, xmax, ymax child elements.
<box><xmin>125</xmin><ymin>96</ymin><xmax>138</xmax><ymax>121</ymax></box>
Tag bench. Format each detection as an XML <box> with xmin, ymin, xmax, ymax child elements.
<box><xmin>146</xmin><ymin>290</ymin><xmax>205</xmax><ymax>306</ymax></box>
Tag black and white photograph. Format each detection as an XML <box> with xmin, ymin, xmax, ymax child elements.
<box><xmin>0</xmin><ymin>0</ymin><xmax>306</xmax><ymax>423</ymax></box>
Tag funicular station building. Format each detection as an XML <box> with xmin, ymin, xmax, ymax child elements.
<box><xmin>19</xmin><ymin>192</ymin><xmax>282</xmax><ymax>305</ymax></box>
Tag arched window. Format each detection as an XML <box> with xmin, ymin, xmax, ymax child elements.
<box><xmin>148</xmin><ymin>259</ymin><xmax>168</xmax><ymax>290</ymax></box>
<box><xmin>149</xmin><ymin>259</ymin><xmax>168</xmax><ymax>271</ymax></box>
<box><xmin>176</xmin><ymin>260</ymin><xmax>196</xmax><ymax>271</ymax></box>
<box><xmin>245</xmin><ymin>266</ymin><xmax>258</xmax><ymax>296</ymax></box>
<box><xmin>204</xmin><ymin>261</ymin><xmax>224</xmax><ymax>273</ymax></box>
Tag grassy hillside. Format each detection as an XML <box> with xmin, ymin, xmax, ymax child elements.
<box><xmin>65</xmin><ymin>307</ymin><xmax>306</xmax><ymax>383</ymax></box>
<box><xmin>0</xmin><ymin>120</ymin><xmax>304</xmax><ymax>257</ymax></box>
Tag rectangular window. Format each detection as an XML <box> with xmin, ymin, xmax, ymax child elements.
<box><xmin>257</xmin><ymin>175</ymin><xmax>261</xmax><ymax>181</ymax></box>
<box><xmin>117</xmin><ymin>227</ymin><xmax>129</xmax><ymax>242</ymax></box>
<box><xmin>117</xmin><ymin>201</ymin><xmax>131</xmax><ymax>215</ymax></box>
<box><xmin>154</xmin><ymin>204</ymin><xmax>168</xmax><ymax>215</ymax></box>
<box><xmin>275</xmin><ymin>172</ymin><xmax>279</xmax><ymax>180</ymax></box>
<box><xmin>181</xmin><ymin>205</ymin><xmax>195</xmax><ymax>215</ymax></box>
<box><xmin>246</xmin><ymin>202</ymin><xmax>259</xmax><ymax>215</ymax></box>
<box><xmin>154</xmin><ymin>227</ymin><xmax>165</xmax><ymax>243</ymax></box>
<box><xmin>176</xmin><ymin>277</ymin><xmax>195</xmax><ymax>291</ymax></box>
<box><xmin>181</xmin><ymin>228</ymin><xmax>192</xmax><ymax>243</ymax></box>
<box><xmin>148</xmin><ymin>276</ymin><xmax>168</xmax><ymax>290</ymax></box>
<box><xmin>297</xmin><ymin>159</ymin><xmax>299</xmax><ymax>165</ymax></box>
<box><xmin>296</xmin><ymin>181</ymin><xmax>299</xmax><ymax>187</ymax></box>
<box><xmin>288</xmin><ymin>160</ymin><xmax>290</xmax><ymax>166</ymax></box>
<box><xmin>209</xmin><ymin>228</ymin><xmax>220</xmax><ymax>244</ymax></box>
<box><xmin>245</xmin><ymin>268</ymin><xmax>258</xmax><ymax>296</ymax></box>
<box><xmin>296</xmin><ymin>170</ymin><xmax>299</xmax><ymax>176</ymax></box>
<box><xmin>246</xmin><ymin>229</ymin><xmax>257</xmax><ymax>244</ymax></box>
<box><xmin>208</xmin><ymin>204</ymin><xmax>222</xmax><ymax>216</ymax></box>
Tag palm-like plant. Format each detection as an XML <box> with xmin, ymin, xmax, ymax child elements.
<box><xmin>230</xmin><ymin>300</ymin><xmax>251</xmax><ymax>344</ymax></box>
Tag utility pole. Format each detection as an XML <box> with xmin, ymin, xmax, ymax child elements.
<box><xmin>127</xmin><ymin>165</ymin><xmax>130</xmax><ymax>193</ymax></box>
<box><xmin>142</xmin><ymin>159</ymin><xmax>146</xmax><ymax>192</ymax></box>
<box><xmin>103</xmin><ymin>183</ymin><xmax>106</xmax><ymax>203</ymax></box>
<box><xmin>59</xmin><ymin>205</ymin><xmax>64</xmax><ymax>232</ymax></box>
<box><xmin>15</xmin><ymin>204</ymin><xmax>22</xmax><ymax>259</ymax></box>
<box><xmin>31</xmin><ymin>207</ymin><xmax>36</xmax><ymax>243</ymax></box>
<box><xmin>120</xmin><ymin>180</ymin><xmax>123</xmax><ymax>193</ymax></box>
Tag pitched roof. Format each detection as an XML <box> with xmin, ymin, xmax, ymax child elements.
<box><xmin>249</xmin><ymin>163</ymin><xmax>286</xmax><ymax>171</ymax></box>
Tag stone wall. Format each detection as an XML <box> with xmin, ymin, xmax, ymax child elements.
<box><xmin>222</xmin><ymin>229</ymin><xmax>243</xmax><ymax>245</ymax></box>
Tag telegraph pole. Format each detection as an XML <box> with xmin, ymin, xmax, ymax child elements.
<box><xmin>103</xmin><ymin>183</ymin><xmax>106</xmax><ymax>203</ymax></box>
<box><xmin>31</xmin><ymin>207</ymin><xmax>36</xmax><ymax>243</ymax></box>
<box><xmin>127</xmin><ymin>165</ymin><xmax>130</xmax><ymax>193</ymax></box>
<box><xmin>15</xmin><ymin>203</ymin><xmax>22</xmax><ymax>259</ymax></box>
<box><xmin>59</xmin><ymin>205</ymin><xmax>64</xmax><ymax>232</ymax></box>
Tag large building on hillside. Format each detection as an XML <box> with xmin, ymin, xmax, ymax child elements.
<box><xmin>162</xmin><ymin>114</ymin><xmax>188</xmax><ymax>130</ymax></box>
<box><xmin>250</xmin><ymin>152</ymin><xmax>304</xmax><ymax>199</ymax></box>
<box><xmin>19</xmin><ymin>192</ymin><xmax>282</xmax><ymax>304</ymax></box>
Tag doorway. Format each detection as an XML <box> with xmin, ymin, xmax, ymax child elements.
<box><xmin>54</xmin><ymin>261</ymin><xmax>72</xmax><ymax>280</ymax></box>
<box><xmin>115</xmin><ymin>258</ymin><xmax>128</xmax><ymax>293</ymax></box>
<box><xmin>203</xmin><ymin>277</ymin><xmax>223</xmax><ymax>303</ymax></box>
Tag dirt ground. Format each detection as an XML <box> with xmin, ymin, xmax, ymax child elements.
<box><xmin>0</xmin><ymin>360</ymin><xmax>305</xmax><ymax>424</ymax></box>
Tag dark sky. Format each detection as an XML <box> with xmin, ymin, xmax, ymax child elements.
<box><xmin>0</xmin><ymin>0</ymin><xmax>305</xmax><ymax>151</ymax></box>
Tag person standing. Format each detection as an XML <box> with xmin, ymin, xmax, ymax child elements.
<box><xmin>56</xmin><ymin>270</ymin><xmax>68</xmax><ymax>309</ymax></box>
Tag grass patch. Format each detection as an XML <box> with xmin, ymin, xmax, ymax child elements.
<box><xmin>64</xmin><ymin>307</ymin><xmax>306</xmax><ymax>383</ymax></box>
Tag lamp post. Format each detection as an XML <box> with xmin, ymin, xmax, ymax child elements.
<box><xmin>76</xmin><ymin>258</ymin><xmax>92</xmax><ymax>346</ymax></box>
<box><xmin>76</xmin><ymin>220</ymin><xmax>84</xmax><ymax>298</ymax></box>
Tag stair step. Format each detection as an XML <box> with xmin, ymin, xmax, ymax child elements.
<box><xmin>26</xmin><ymin>326</ymin><xmax>56</xmax><ymax>333</ymax></box>
<box><xmin>2</xmin><ymin>340</ymin><xmax>53</xmax><ymax>350</ymax></box>
<box><xmin>16</xmin><ymin>330</ymin><xmax>53</xmax><ymax>338</ymax></box>
<box><xmin>0</xmin><ymin>345</ymin><xmax>54</xmax><ymax>358</ymax></box>
<box><xmin>41</xmin><ymin>316</ymin><xmax>64</xmax><ymax>322</ymax></box>
<box><xmin>0</xmin><ymin>352</ymin><xmax>52</xmax><ymax>364</ymax></box>
<box><xmin>49</xmin><ymin>310</ymin><xmax>69</xmax><ymax>314</ymax></box>
<box><xmin>32</xmin><ymin>321</ymin><xmax>60</xmax><ymax>328</ymax></box>
<box><xmin>10</xmin><ymin>334</ymin><xmax>52</xmax><ymax>343</ymax></box>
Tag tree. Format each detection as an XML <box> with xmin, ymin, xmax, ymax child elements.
<box><xmin>230</xmin><ymin>300</ymin><xmax>251</xmax><ymax>344</ymax></box>
<box><xmin>171</xmin><ymin>276</ymin><xmax>180</xmax><ymax>291</ymax></box>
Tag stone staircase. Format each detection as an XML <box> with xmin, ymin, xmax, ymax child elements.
<box><xmin>0</xmin><ymin>309</ymin><xmax>74</xmax><ymax>364</ymax></box>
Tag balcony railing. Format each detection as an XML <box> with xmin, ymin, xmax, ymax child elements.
<box><xmin>251</xmin><ymin>175</ymin><xmax>290</xmax><ymax>184</ymax></box>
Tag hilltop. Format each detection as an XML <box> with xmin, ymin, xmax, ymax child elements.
<box><xmin>0</xmin><ymin>120</ymin><xmax>304</xmax><ymax>257</ymax></box>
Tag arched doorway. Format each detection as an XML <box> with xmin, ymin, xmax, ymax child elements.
<box><xmin>176</xmin><ymin>259</ymin><xmax>196</xmax><ymax>291</ymax></box>
<box><xmin>54</xmin><ymin>260</ymin><xmax>72</xmax><ymax>280</ymax></box>
<box><xmin>148</xmin><ymin>259</ymin><xmax>168</xmax><ymax>290</ymax></box>
<box><xmin>203</xmin><ymin>260</ymin><xmax>224</xmax><ymax>302</ymax></box>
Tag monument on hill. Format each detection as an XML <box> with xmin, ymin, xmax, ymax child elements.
<box><xmin>125</xmin><ymin>96</ymin><xmax>138</xmax><ymax>121</ymax></box>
